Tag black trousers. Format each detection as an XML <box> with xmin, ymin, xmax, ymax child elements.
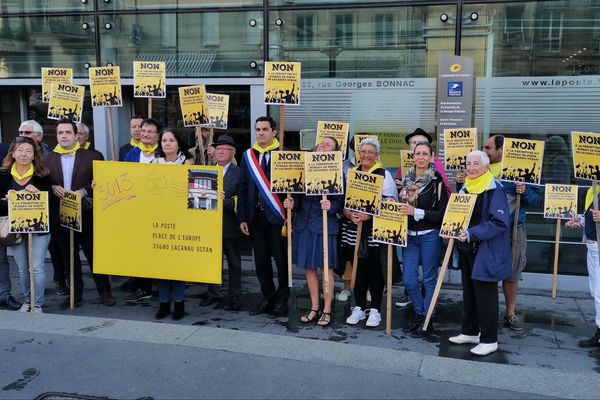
<box><xmin>459</xmin><ymin>245</ymin><xmax>499</xmax><ymax>343</ymax></box>
<box><xmin>48</xmin><ymin>234</ymin><xmax>66</xmax><ymax>284</ymax></box>
<box><xmin>249</xmin><ymin>209</ymin><xmax>289</xmax><ymax>305</ymax></box>
<box><xmin>354</xmin><ymin>249</ymin><xmax>384</xmax><ymax>311</ymax></box>
<box><xmin>207</xmin><ymin>237</ymin><xmax>242</xmax><ymax>297</ymax></box>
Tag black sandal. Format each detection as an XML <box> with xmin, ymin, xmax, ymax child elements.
<box><xmin>317</xmin><ymin>312</ymin><xmax>331</xmax><ymax>327</ymax></box>
<box><xmin>300</xmin><ymin>309</ymin><xmax>320</xmax><ymax>323</ymax></box>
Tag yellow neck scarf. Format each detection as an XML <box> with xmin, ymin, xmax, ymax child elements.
<box><xmin>585</xmin><ymin>187</ymin><xmax>599</xmax><ymax>211</ymax></box>
<box><xmin>252</xmin><ymin>139</ymin><xmax>280</xmax><ymax>154</ymax></box>
<box><xmin>11</xmin><ymin>163</ymin><xmax>34</xmax><ymax>181</ymax></box>
<box><xmin>54</xmin><ymin>142</ymin><xmax>80</xmax><ymax>155</ymax></box>
<box><xmin>138</xmin><ymin>143</ymin><xmax>158</xmax><ymax>154</ymax></box>
<box><xmin>360</xmin><ymin>162</ymin><xmax>384</xmax><ymax>174</ymax></box>
<box><xmin>465</xmin><ymin>170</ymin><xmax>494</xmax><ymax>194</ymax></box>
<box><xmin>130</xmin><ymin>138</ymin><xmax>139</xmax><ymax>147</ymax></box>
<box><xmin>490</xmin><ymin>162</ymin><xmax>502</xmax><ymax>179</ymax></box>
<box><xmin>83</xmin><ymin>142</ymin><xmax>91</xmax><ymax>150</ymax></box>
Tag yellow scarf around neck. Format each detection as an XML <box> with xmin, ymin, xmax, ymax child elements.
<box><xmin>358</xmin><ymin>162</ymin><xmax>384</xmax><ymax>174</ymax></box>
<box><xmin>11</xmin><ymin>163</ymin><xmax>34</xmax><ymax>181</ymax></box>
<box><xmin>490</xmin><ymin>162</ymin><xmax>502</xmax><ymax>179</ymax></box>
<box><xmin>53</xmin><ymin>142</ymin><xmax>80</xmax><ymax>155</ymax></box>
<box><xmin>83</xmin><ymin>142</ymin><xmax>91</xmax><ymax>150</ymax></box>
<box><xmin>585</xmin><ymin>187</ymin><xmax>600</xmax><ymax>211</ymax></box>
<box><xmin>465</xmin><ymin>170</ymin><xmax>494</xmax><ymax>194</ymax></box>
<box><xmin>130</xmin><ymin>138</ymin><xmax>139</xmax><ymax>147</ymax></box>
<box><xmin>138</xmin><ymin>143</ymin><xmax>158</xmax><ymax>154</ymax></box>
<box><xmin>252</xmin><ymin>138</ymin><xmax>280</xmax><ymax>154</ymax></box>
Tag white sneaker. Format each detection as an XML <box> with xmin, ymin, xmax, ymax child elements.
<box><xmin>336</xmin><ymin>290</ymin><xmax>351</xmax><ymax>302</ymax></box>
<box><xmin>470</xmin><ymin>342</ymin><xmax>498</xmax><ymax>356</ymax></box>
<box><xmin>449</xmin><ymin>334</ymin><xmax>480</xmax><ymax>345</ymax></box>
<box><xmin>32</xmin><ymin>306</ymin><xmax>43</xmax><ymax>314</ymax></box>
<box><xmin>365</xmin><ymin>308</ymin><xmax>381</xmax><ymax>327</ymax></box>
<box><xmin>346</xmin><ymin>306</ymin><xmax>366</xmax><ymax>325</ymax></box>
<box><xmin>395</xmin><ymin>295</ymin><xmax>412</xmax><ymax>307</ymax></box>
<box><xmin>18</xmin><ymin>303</ymin><xmax>30</xmax><ymax>312</ymax></box>
<box><xmin>366</xmin><ymin>291</ymin><xmax>371</xmax><ymax>302</ymax></box>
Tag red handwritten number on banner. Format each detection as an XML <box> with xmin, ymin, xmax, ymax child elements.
<box><xmin>98</xmin><ymin>172</ymin><xmax>135</xmax><ymax>210</ymax></box>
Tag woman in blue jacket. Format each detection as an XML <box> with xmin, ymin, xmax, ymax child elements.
<box><xmin>283</xmin><ymin>137</ymin><xmax>343</xmax><ymax>327</ymax></box>
<box><xmin>450</xmin><ymin>150</ymin><xmax>511</xmax><ymax>356</ymax></box>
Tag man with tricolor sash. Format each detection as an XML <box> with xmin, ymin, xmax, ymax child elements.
<box><xmin>238</xmin><ymin>116</ymin><xmax>289</xmax><ymax>317</ymax></box>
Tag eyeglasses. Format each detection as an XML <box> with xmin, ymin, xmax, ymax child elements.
<box><xmin>14</xmin><ymin>137</ymin><xmax>34</xmax><ymax>144</ymax></box>
<box><xmin>483</xmin><ymin>146</ymin><xmax>493</xmax><ymax>150</ymax></box>
<box><xmin>18</xmin><ymin>130</ymin><xmax>35</xmax><ymax>135</ymax></box>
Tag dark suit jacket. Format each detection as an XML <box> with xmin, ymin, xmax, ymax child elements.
<box><xmin>0</xmin><ymin>143</ymin><xmax>8</xmax><ymax>163</ymax></box>
<box><xmin>119</xmin><ymin>143</ymin><xmax>134</xmax><ymax>161</ymax></box>
<box><xmin>292</xmin><ymin>194</ymin><xmax>343</xmax><ymax>235</ymax></box>
<box><xmin>44</xmin><ymin>149</ymin><xmax>104</xmax><ymax>228</ymax></box>
<box><xmin>222</xmin><ymin>163</ymin><xmax>241</xmax><ymax>238</ymax></box>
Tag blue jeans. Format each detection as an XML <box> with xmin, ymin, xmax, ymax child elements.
<box><xmin>0</xmin><ymin>245</ymin><xmax>10</xmax><ymax>302</ymax></box>
<box><xmin>402</xmin><ymin>230</ymin><xmax>442</xmax><ymax>317</ymax></box>
<box><xmin>12</xmin><ymin>234</ymin><xmax>51</xmax><ymax>307</ymax></box>
<box><xmin>158</xmin><ymin>280</ymin><xmax>185</xmax><ymax>302</ymax></box>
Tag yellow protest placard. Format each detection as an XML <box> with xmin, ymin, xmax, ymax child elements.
<box><xmin>344</xmin><ymin>169</ymin><xmax>383</xmax><ymax>215</ymax></box>
<box><xmin>47</xmin><ymin>82</ymin><xmax>85</xmax><ymax>123</ymax></box>
<box><xmin>133</xmin><ymin>61</ymin><xmax>166</xmax><ymax>98</ymax></box>
<box><xmin>264</xmin><ymin>61</ymin><xmax>300</xmax><ymax>105</ymax></box>
<box><xmin>572</xmin><ymin>131</ymin><xmax>600</xmax><ymax>181</ymax></box>
<box><xmin>41</xmin><ymin>67</ymin><xmax>72</xmax><ymax>103</ymax></box>
<box><xmin>8</xmin><ymin>191</ymin><xmax>49</xmax><ymax>233</ymax></box>
<box><xmin>179</xmin><ymin>85</ymin><xmax>209</xmax><ymax>127</ymax></box>
<box><xmin>373</xmin><ymin>201</ymin><xmax>408</xmax><ymax>247</ymax></box>
<box><xmin>59</xmin><ymin>190</ymin><xmax>82</xmax><ymax>232</ymax></box>
<box><xmin>544</xmin><ymin>184</ymin><xmax>578</xmax><ymax>219</ymax></box>
<box><xmin>316</xmin><ymin>121</ymin><xmax>349</xmax><ymax>156</ymax></box>
<box><xmin>205</xmin><ymin>93</ymin><xmax>229</xmax><ymax>129</ymax></box>
<box><xmin>271</xmin><ymin>151</ymin><xmax>305</xmax><ymax>193</ymax></box>
<box><xmin>354</xmin><ymin>134</ymin><xmax>378</xmax><ymax>164</ymax></box>
<box><xmin>377</xmin><ymin>132</ymin><xmax>406</xmax><ymax>168</ymax></box>
<box><xmin>93</xmin><ymin>161</ymin><xmax>223</xmax><ymax>283</ymax></box>
<box><xmin>400</xmin><ymin>150</ymin><xmax>415</xmax><ymax>175</ymax></box>
<box><xmin>444</xmin><ymin>128</ymin><xmax>477</xmax><ymax>170</ymax></box>
<box><xmin>439</xmin><ymin>193</ymin><xmax>477</xmax><ymax>239</ymax></box>
<box><xmin>304</xmin><ymin>151</ymin><xmax>343</xmax><ymax>195</ymax></box>
<box><xmin>500</xmin><ymin>138</ymin><xmax>545</xmax><ymax>184</ymax></box>
<box><xmin>89</xmin><ymin>66</ymin><xmax>122</xmax><ymax>107</ymax></box>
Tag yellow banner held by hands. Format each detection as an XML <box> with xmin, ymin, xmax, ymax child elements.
<box><xmin>572</xmin><ymin>131</ymin><xmax>600</xmax><ymax>181</ymax></box>
<box><xmin>439</xmin><ymin>193</ymin><xmax>477</xmax><ymax>239</ymax></box>
<box><xmin>443</xmin><ymin>128</ymin><xmax>477</xmax><ymax>170</ymax></box>
<box><xmin>60</xmin><ymin>190</ymin><xmax>82</xmax><ymax>232</ymax></box>
<box><xmin>305</xmin><ymin>151</ymin><xmax>343</xmax><ymax>195</ymax></box>
<box><xmin>206</xmin><ymin>93</ymin><xmax>229</xmax><ymax>129</ymax></box>
<box><xmin>89</xmin><ymin>66</ymin><xmax>122</xmax><ymax>107</ymax></box>
<box><xmin>344</xmin><ymin>169</ymin><xmax>383</xmax><ymax>215</ymax></box>
<box><xmin>500</xmin><ymin>138</ymin><xmax>545</xmax><ymax>184</ymax></box>
<box><xmin>544</xmin><ymin>184</ymin><xmax>578</xmax><ymax>219</ymax></box>
<box><xmin>9</xmin><ymin>191</ymin><xmax>49</xmax><ymax>233</ymax></box>
<box><xmin>373</xmin><ymin>201</ymin><xmax>408</xmax><ymax>247</ymax></box>
<box><xmin>316</xmin><ymin>121</ymin><xmax>349</xmax><ymax>157</ymax></box>
<box><xmin>179</xmin><ymin>85</ymin><xmax>210</xmax><ymax>127</ymax></box>
<box><xmin>41</xmin><ymin>67</ymin><xmax>73</xmax><ymax>103</ymax></box>
<box><xmin>271</xmin><ymin>151</ymin><xmax>305</xmax><ymax>193</ymax></box>
<box><xmin>264</xmin><ymin>61</ymin><xmax>301</xmax><ymax>105</ymax></box>
<box><xmin>47</xmin><ymin>82</ymin><xmax>85</xmax><ymax>123</ymax></box>
<box><xmin>133</xmin><ymin>61</ymin><xmax>166</xmax><ymax>98</ymax></box>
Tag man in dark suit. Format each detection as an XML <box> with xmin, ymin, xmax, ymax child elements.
<box><xmin>118</xmin><ymin>115</ymin><xmax>144</xmax><ymax>161</ymax></box>
<box><xmin>201</xmin><ymin>135</ymin><xmax>242</xmax><ymax>310</ymax></box>
<box><xmin>45</xmin><ymin>119</ymin><xmax>115</xmax><ymax>307</ymax></box>
<box><xmin>238</xmin><ymin>116</ymin><xmax>288</xmax><ymax>316</ymax></box>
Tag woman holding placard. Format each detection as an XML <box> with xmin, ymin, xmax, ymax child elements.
<box><xmin>283</xmin><ymin>137</ymin><xmax>343</xmax><ymax>327</ymax></box>
<box><xmin>398</xmin><ymin>142</ymin><xmax>449</xmax><ymax>333</ymax></box>
<box><xmin>452</xmin><ymin>150</ymin><xmax>511</xmax><ymax>356</ymax></box>
<box><xmin>0</xmin><ymin>137</ymin><xmax>51</xmax><ymax>313</ymax></box>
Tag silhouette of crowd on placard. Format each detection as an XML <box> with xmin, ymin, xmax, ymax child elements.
<box><xmin>544</xmin><ymin>203</ymin><xmax>575</xmax><ymax>219</ymax></box>
<box><xmin>575</xmin><ymin>162</ymin><xmax>600</xmax><ymax>180</ymax></box>
<box><xmin>60</xmin><ymin>212</ymin><xmax>81</xmax><ymax>231</ymax></box>
<box><xmin>272</xmin><ymin>173</ymin><xmax>304</xmax><ymax>193</ymax></box>
<box><xmin>440</xmin><ymin>217</ymin><xmax>467</xmax><ymax>238</ymax></box>
<box><xmin>344</xmin><ymin>194</ymin><xmax>378</xmax><ymax>214</ymax></box>
<box><xmin>92</xmin><ymin>87</ymin><xmax>121</xmax><ymax>106</ymax></box>
<box><xmin>184</xmin><ymin>108</ymin><xmax>209</xmax><ymax>126</ymax></box>
<box><xmin>11</xmin><ymin>212</ymin><xmax>48</xmax><ymax>233</ymax></box>
<box><xmin>373</xmin><ymin>225</ymin><xmax>406</xmax><ymax>246</ymax></box>
<box><xmin>305</xmin><ymin>173</ymin><xmax>342</xmax><ymax>195</ymax></box>
<box><xmin>445</xmin><ymin>154</ymin><xmax>467</xmax><ymax>170</ymax></box>
<box><xmin>502</xmin><ymin>162</ymin><xmax>539</xmax><ymax>184</ymax></box>
<box><xmin>134</xmin><ymin>81</ymin><xmax>165</xmax><ymax>97</ymax></box>
<box><xmin>210</xmin><ymin>112</ymin><xmax>227</xmax><ymax>129</ymax></box>
<box><xmin>48</xmin><ymin>103</ymin><xmax>80</xmax><ymax>121</ymax></box>
<box><xmin>264</xmin><ymin>83</ymin><xmax>297</xmax><ymax>104</ymax></box>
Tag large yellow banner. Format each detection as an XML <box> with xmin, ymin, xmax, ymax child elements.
<box><xmin>47</xmin><ymin>82</ymin><xmax>85</xmax><ymax>123</ymax></box>
<box><xmin>271</xmin><ymin>151</ymin><xmax>305</xmax><ymax>193</ymax></box>
<box><xmin>572</xmin><ymin>131</ymin><xmax>600</xmax><ymax>181</ymax></box>
<box><xmin>264</xmin><ymin>61</ymin><xmax>300</xmax><ymax>105</ymax></box>
<box><xmin>179</xmin><ymin>85</ymin><xmax>209</xmax><ymax>127</ymax></box>
<box><xmin>439</xmin><ymin>193</ymin><xmax>477</xmax><ymax>239</ymax></box>
<box><xmin>500</xmin><ymin>138</ymin><xmax>544</xmax><ymax>184</ymax></box>
<box><xmin>344</xmin><ymin>169</ymin><xmax>383</xmax><ymax>215</ymax></box>
<box><xmin>89</xmin><ymin>66</ymin><xmax>122</xmax><ymax>107</ymax></box>
<box><xmin>544</xmin><ymin>184</ymin><xmax>578</xmax><ymax>219</ymax></box>
<box><xmin>304</xmin><ymin>151</ymin><xmax>343</xmax><ymax>195</ymax></box>
<box><xmin>133</xmin><ymin>61</ymin><xmax>166</xmax><ymax>98</ymax></box>
<box><xmin>8</xmin><ymin>191</ymin><xmax>49</xmax><ymax>233</ymax></box>
<box><xmin>93</xmin><ymin>162</ymin><xmax>223</xmax><ymax>283</ymax></box>
<box><xmin>206</xmin><ymin>93</ymin><xmax>229</xmax><ymax>129</ymax></box>
<box><xmin>41</xmin><ymin>67</ymin><xmax>72</xmax><ymax>103</ymax></box>
<box><xmin>60</xmin><ymin>190</ymin><xmax>82</xmax><ymax>232</ymax></box>
<box><xmin>315</xmin><ymin>121</ymin><xmax>349</xmax><ymax>156</ymax></box>
<box><xmin>399</xmin><ymin>150</ymin><xmax>415</xmax><ymax>175</ymax></box>
<box><xmin>443</xmin><ymin>128</ymin><xmax>477</xmax><ymax>170</ymax></box>
<box><xmin>373</xmin><ymin>201</ymin><xmax>408</xmax><ymax>247</ymax></box>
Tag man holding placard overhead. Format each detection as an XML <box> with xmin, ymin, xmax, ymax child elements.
<box><xmin>238</xmin><ymin>116</ymin><xmax>289</xmax><ymax>317</ymax></box>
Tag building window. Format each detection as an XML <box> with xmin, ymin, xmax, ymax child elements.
<box><xmin>374</xmin><ymin>13</ymin><xmax>394</xmax><ymax>46</ymax></box>
<box><xmin>504</xmin><ymin>4</ymin><xmax>525</xmax><ymax>46</ymax></box>
<box><xmin>201</xmin><ymin>13</ymin><xmax>219</xmax><ymax>46</ymax></box>
<box><xmin>539</xmin><ymin>9</ymin><xmax>563</xmax><ymax>51</ymax></box>
<box><xmin>335</xmin><ymin>14</ymin><xmax>353</xmax><ymax>46</ymax></box>
<box><xmin>296</xmin><ymin>14</ymin><xmax>314</xmax><ymax>47</ymax></box>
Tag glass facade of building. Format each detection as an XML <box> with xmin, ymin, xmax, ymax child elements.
<box><xmin>0</xmin><ymin>0</ymin><xmax>598</xmax><ymax>279</ymax></box>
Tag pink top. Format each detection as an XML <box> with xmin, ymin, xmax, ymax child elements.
<box><xmin>394</xmin><ymin>156</ymin><xmax>451</xmax><ymax>197</ymax></box>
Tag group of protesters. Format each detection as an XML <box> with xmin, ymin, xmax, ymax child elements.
<box><xmin>0</xmin><ymin>116</ymin><xmax>599</xmax><ymax>359</ymax></box>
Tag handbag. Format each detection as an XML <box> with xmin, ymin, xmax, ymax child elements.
<box><xmin>0</xmin><ymin>216</ymin><xmax>22</xmax><ymax>246</ymax></box>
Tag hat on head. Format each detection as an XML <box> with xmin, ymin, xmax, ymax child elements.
<box><xmin>404</xmin><ymin>128</ymin><xmax>433</xmax><ymax>145</ymax></box>
<box><xmin>213</xmin><ymin>135</ymin><xmax>236</xmax><ymax>149</ymax></box>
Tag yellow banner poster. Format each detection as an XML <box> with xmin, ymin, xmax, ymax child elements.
<box><xmin>133</xmin><ymin>61</ymin><xmax>166</xmax><ymax>98</ymax></box>
<box><xmin>8</xmin><ymin>191</ymin><xmax>49</xmax><ymax>233</ymax></box>
<box><xmin>544</xmin><ymin>184</ymin><xmax>578</xmax><ymax>219</ymax></box>
<box><xmin>304</xmin><ymin>151</ymin><xmax>343</xmax><ymax>196</ymax></box>
<box><xmin>443</xmin><ymin>128</ymin><xmax>477</xmax><ymax>170</ymax></box>
<box><xmin>354</xmin><ymin>134</ymin><xmax>378</xmax><ymax>164</ymax></box>
<box><xmin>206</xmin><ymin>93</ymin><xmax>229</xmax><ymax>129</ymax></box>
<box><xmin>93</xmin><ymin>161</ymin><xmax>223</xmax><ymax>283</ymax></box>
<box><xmin>377</xmin><ymin>132</ymin><xmax>406</xmax><ymax>168</ymax></box>
<box><xmin>41</xmin><ymin>67</ymin><xmax>73</xmax><ymax>103</ymax></box>
<box><xmin>315</xmin><ymin>121</ymin><xmax>349</xmax><ymax>156</ymax></box>
<box><xmin>179</xmin><ymin>85</ymin><xmax>210</xmax><ymax>127</ymax></box>
<box><xmin>572</xmin><ymin>131</ymin><xmax>600</xmax><ymax>181</ymax></box>
<box><xmin>271</xmin><ymin>151</ymin><xmax>305</xmax><ymax>194</ymax></box>
<box><xmin>400</xmin><ymin>150</ymin><xmax>415</xmax><ymax>175</ymax></box>
<box><xmin>344</xmin><ymin>169</ymin><xmax>383</xmax><ymax>215</ymax></box>
<box><xmin>500</xmin><ymin>138</ymin><xmax>545</xmax><ymax>184</ymax></box>
<box><xmin>47</xmin><ymin>82</ymin><xmax>85</xmax><ymax>123</ymax></box>
<box><xmin>59</xmin><ymin>190</ymin><xmax>82</xmax><ymax>232</ymax></box>
<box><xmin>439</xmin><ymin>193</ymin><xmax>477</xmax><ymax>239</ymax></box>
<box><xmin>264</xmin><ymin>61</ymin><xmax>301</xmax><ymax>105</ymax></box>
<box><xmin>89</xmin><ymin>66</ymin><xmax>122</xmax><ymax>107</ymax></box>
<box><xmin>373</xmin><ymin>201</ymin><xmax>408</xmax><ymax>247</ymax></box>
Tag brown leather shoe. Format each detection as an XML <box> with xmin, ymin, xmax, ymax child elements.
<box><xmin>101</xmin><ymin>293</ymin><xmax>116</xmax><ymax>306</ymax></box>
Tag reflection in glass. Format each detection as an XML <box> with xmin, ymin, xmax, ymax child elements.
<box><xmin>98</xmin><ymin>0</ymin><xmax>261</xmax><ymax>11</ymax></box>
<box><xmin>0</xmin><ymin>1</ymin><xmax>88</xmax><ymax>13</ymax></box>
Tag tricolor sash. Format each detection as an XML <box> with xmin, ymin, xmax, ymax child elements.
<box><xmin>244</xmin><ymin>148</ymin><xmax>286</xmax><ymax>222</ymax></box>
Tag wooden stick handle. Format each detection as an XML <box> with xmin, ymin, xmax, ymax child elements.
<box><xmin>147</xmin><ymin>98</ymin><xmax>152</xmax><ymax>118</ymax></box>
<box><xmin>208</xmin><ymin>128</ymin><xmax>215</xmax><ymax>165</ymax></box>
<box><xmin>551</xmin><ymin>218</ymin><xmax>561</xmax><ymax>299</ymax></box>
<box><xmin>106</xmin><ymin>107</ymin><xmax>117</xmax><ymax>161</ymax></box>
<box><xmin>322</xmin><ymin>195</ymin><xmax>330</xmax><ymax>293</ymax></box>
<box><xmin>70</xmin><ymin>230</ymin><xmax>75</xmax><ymax>309</ymax></box>
<box><xmin>423</xmin><ymin>239</ymin><xmax>455</xmax><ymax>331</ymax></box>
<box><xmin>279</xmin><ymin>105</ymin><xmax>285</xmax><ymax>150</ymax></box>
<box><xmin>28</xmin><ymin>233</ymin><xmax>34</xmax><ymax>311</ymax></box>
<box><xmin>195</xmin><ymin>126</ymin><xmax>206</xmax><ymax>165</ymax></box>
<box><xmin>287</xmin><ymin>194</ymin><xmax>293</xmax><ymax>288</ymax></box>
<box><xmin>512</xmin><ymin>193</ymin><xmax>521</xmax><ymax>260</ymax></box>
<box><xmin>386</xmin><ymin>244</ymin><xmax>393</xmax><ymax>336</ymax></box>
<box><xmin>350</xmin><ymin>221</ymin><xmax>363</xmax><ymax>289</ymax></box>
